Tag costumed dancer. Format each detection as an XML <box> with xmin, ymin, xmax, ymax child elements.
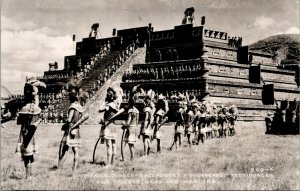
<box><xmin>122</xmin><ymin>95</ymin><xmax>139</xmax><ymax>160</ymax></box>
<box><xmin>210</xmin><ymin>104</ymin><xmax>220</xmax><ymax>138</ymax></box>
<box><xmin>139</xmin><ymin>89</ymin><xmax>156</xmax><ymax>156</ymax></box>
<box><xmin>15</xmin><ymin>76</ymin><xmax>45</xmax><ymax>178</ymax></box>
<box><xmin>197</xmin><ymin>103</ymin><xmax>207</xmax><ymax>144</ymax></box>
<box><xmin>153</xmin><ymin>94</ymin><xmax>169</xmax><ymax>153</ymax></box>
<box><xmin>228</xmin><ymin>105</ymin><xmax>238</xmax><ymax>136</ymax></box>
<box><xmin>58</xmin><ymin>85</ymin><xmax>89</xmax><ymax>170</ymax></box>
<box><xmin>185</xmin><ymin>103</ymin><xmax>199</xmax><ymax>147</ymax></box>
<box><xmin>98</xmin><ymin>87</ymin><xmax>124</xmax><ymax>165</ymax></box>
<box><xmin>218</xmin><ymin>106</ymin><xmax>228</xmax><ymax>138</ymax></box>
<box><xmin>169</xmin><ymin>94</ymin><xmax>187</xmax><ymax>150</ymax></box>
<box><xmin>265</xmin><ymin>111</ymin><xmax>273</xmax><ymax>134</ymax></box>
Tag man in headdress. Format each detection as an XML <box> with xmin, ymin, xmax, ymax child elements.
<box><xmin>228</xmin><ymin>105</ymin><xmax>238</xmax><ymax>136</ymax></box>
<box><xmin>16</xmin><ymin>75</ymin><xmax>45</xmax><ymax>178</ymax></box>
<box><xmin>218</xmin><ymin>106</ymin><xmax>229</xmax><ymax>138</ymax></box>
<box><xmin>122</xmin><ymin>93</ymin><xmax>139</xmax><ymax>161</ymax></box>
<box><xmin>98</xmin><ymin>86</ymin><xmax>124</xmax><ymax>165</ymax></box>
<box><xmin>58</xmin><ymin>85</ymin><xmax>89</xmax><ymax>170</ymax></box>
<box><xmin>139</xmin><ymin>89</ymin><xmax>156</xmax><ymax>156</ymax></box>
<box><xmin>185</xmin><ymin>102</ymin><xmax>199</xmax><ymax>147</ymax></box>
<box><xmin>153</xmin><ymin>94</ymin><xmax>169</xmax><ymax>153</ymax></box>
<box><xmin>170</xmin><ymin>94</ymin><xmax>187</xmax><ymax>150</ymax></box>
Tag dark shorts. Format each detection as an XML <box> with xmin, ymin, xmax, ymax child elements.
<box><xmin>22</xmin><ymin>155</ymin><xmax>34</xmax><ymax>163</ymax></box>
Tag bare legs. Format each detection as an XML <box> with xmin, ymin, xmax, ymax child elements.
<box><xmin>143</xmin><ymin>136</ymin><xmax>151</xmax><ymax>156</ymax></box>
<box><xmin>58</xmin><ymin>145</ymin><xmax>79</xmax><ymax>170</ymax></box>
<box><xmin>106</xmin><ymin>139</ymin><xmax>116</xmax><ymax>165</ymax></box>
<box><xmin>23</xmin><ymin>156</ymin><xmax>33</xmax><ymax>179</ymax></box>
<box><xmin>128</xmin><ymin>143</ymin><xmax>134</xmax><ymax>160</ymax></box>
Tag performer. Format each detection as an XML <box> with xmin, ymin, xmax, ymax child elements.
<box><xmin>228</xmin><ymin>105</ymin><xmax>238</xmax><ymax>136</ymax></box>
<box><xmin>196</xmin><ymin>103</ymin><xmax>207</xmax><ymax>144</ymax></box>
<box><xmin>170</xmin><ymin>97</ymin><xmax>187</xmax><ymax>150</ymax></box>
<box><xmin>153</xmin><ymin>94</ymin><xmax>169</xmax><ymax>153</ymax></box>
<box><xmin>265</xmin><ymin>111</ymin><xmax>273</xmax><ymax>134</ymax></box>
<box><xmin>16</xmin><ymin>79</ymin><xmax>43</xmax><ymax>178</ymax></box>
<box><xmin>140</xmin><ymin>90</ymin><xmax>156</xmax><ymax>156</ymax></box>
<box><xmin>218</xmin><ymin>106</ymin><xmax>229</xmax><ymax>138</ymax></box>
<box><xmin>210</xmin><ymin>104</ymin><xmax>220</xmax><ymax>138</ymax></box>
<box><xmin>122</xmin><ymin>96</ymin><xmax>139</xmax><ymax>160</ymax></box>
<box><xmin>98</xmin><ymin>87</ymin><xmax>123</xmax><ymax>165</ymax></box>
<box><xmin>58</xmin><ymin>86</ymin><xmax>89</xmax><ymax>170</ymax></box>
<box><xmin>185</xmin><ymin>103</ymin><xmax>199</xmax><ymax>147</ymax></box>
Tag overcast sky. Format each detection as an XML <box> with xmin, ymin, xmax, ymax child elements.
<box><xmin>1</xmin><ymin>0</ymin><xmax>300</xmax><ymax>94</ymax></box>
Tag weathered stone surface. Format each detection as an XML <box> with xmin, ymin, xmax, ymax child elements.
<box><xmin>84</xmin><ymin>48</ymin><xmax>146</xmax><ymax>124</ymax></box>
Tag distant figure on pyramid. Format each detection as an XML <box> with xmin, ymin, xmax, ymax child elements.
<box><xmin>182</xmin><ymin>7</ymin><xmax>195</xmax><ymax>25</ymax></box>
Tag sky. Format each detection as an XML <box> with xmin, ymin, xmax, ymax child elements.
<box><xmin>1</xmin><ymin>0</ymin><xmax>300</xmax><ymax>94</ymax></box>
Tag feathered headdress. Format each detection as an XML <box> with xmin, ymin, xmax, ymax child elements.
<box><xmin>145</xmin><ymin>89</ymin><xmax>155</xmax><ymax>101</ymax></box>
<box><xmin>111</xmin><ymin>86</ymin><xmax>123</xmax><ymax>110</ymax></box>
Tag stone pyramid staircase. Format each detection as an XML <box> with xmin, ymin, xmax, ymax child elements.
<box><xmin>83</xmin><ymin>47</ymin><xmax>146</xmax><ymax>124</ymax></box>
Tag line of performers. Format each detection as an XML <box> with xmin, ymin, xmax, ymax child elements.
<box><xmin>15</xmin><ymin>79</ymin><xmax>238</xmax><ymax>178</ymax></box>
<box><xmin>96</xmin><ymin>85</ymin><xmax>238</xmax><ymax>166</ymax></box>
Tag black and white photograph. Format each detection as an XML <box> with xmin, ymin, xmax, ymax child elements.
<box><xmin>1</xmin><ymin>0</ymin><xmax>300</xmax><ymax>190</ymax></box>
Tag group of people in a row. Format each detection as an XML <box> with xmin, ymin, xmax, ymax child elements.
<box><xmin>122</xmin><ymin>64</ymin><xmax>204</xmax><ymax>82</ymax></box>
<box><xmin>15</xmin><ymin>43</ymin><xmax>141</xmax><ymax>178</ymax></box>
<box><xmin>96</xmin><ymin>86</ymin><xmax>238</xmax><ymax>166</ymax></box>
<box><xmin>122</xmin><ymin>89</ymin><xmax>203</xmax><ymax>104</ymax></box>
<box><xmin>40</xmin><ymin>106</ymin><xmax>65</xmax><ymax>124</ymax></box>
<box><xmin>228</xmin><ymin>36</ymin><xmax>243</xmax><ymax>48</ymax></box>
<box><xmin>37</xmin><ymin>73</ymin><xmax>69</xmax><ymax>81</ymax></box>
<box><xmin>38</xmin><ymin>91</ymin><xmax>64</xmax><ymax>105</ymax></box>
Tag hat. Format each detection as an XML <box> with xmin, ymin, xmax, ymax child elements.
<box><xmin>145</xmin><ymin>89</ymin><xmax>155</xmax><ymax>100</ymax></box>
<box><xmin>192</xmin><ymin>103</ymin><xmax>200</xmax><ymax>109</ymax></box>
<box><xmin>178</xmin><ymin>101</ymin><xmax>188</xmax><ymax>106</ymax></box>
<box><xmin>26</xmin><ymin>75</ymin><xmax>37</xmax><ymax>83</ymax></box>
<box><xmin>18</xmin><ymin>103</ymin><xmax>41</xmax><ymax>115</ymax></box>
<box><xmin>170</xmin><ymin>95</ymin><xmax>178</xmax><ymax>100</ymax></box>
<box><xmin>131</xmin><ymin>85</ymin><xmax>141</xmax><ymax>94</ymax></box>
<box><xmin>157</xmin><ymin>94</ymin><xmax>165</xmax><ymax>100</ymax></box>
<box><xmin>178</xmin><ymin>93</ymin><xmax>187</xmax><ymax>102</ymax></box>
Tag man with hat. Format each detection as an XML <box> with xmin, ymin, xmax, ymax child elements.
<box><xmin>24</xmin><ymin>75</ymin><xmax>46</xmax><ymax>107</ymax></box>
<box><xmin>15</xmin><ymin>75</ymin><xmax>45</xmax><ymax>178</ymax></box>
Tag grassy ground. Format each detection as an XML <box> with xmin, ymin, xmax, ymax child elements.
<box><xmin>1</xmin><ymin>120</ymin><xmax>299</xmax><ymax>190</ymax></box>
